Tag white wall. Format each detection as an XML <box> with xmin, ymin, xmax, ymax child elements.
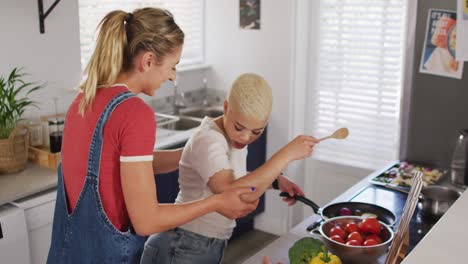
<box><xmin>0</xmin><ymin>0</ymin><xmax>82</xmax><ymax>117</ymax></box>
<box><xmin>205</xmin><ymin>0</ymin><xmax>296</xmax><ymax>235</ymax></box>
<box><xmin>0</xmin><ymin>1</ymin><xmax>206</xmax><ymax>117</ymax></box>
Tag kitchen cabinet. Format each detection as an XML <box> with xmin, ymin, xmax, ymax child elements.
<box><xmin>155</xmin><ymin>142</ymin><xmax>186</xmax><ymax>204</ymax></box>
<box><xmin>12</xmin><ymin>188</ymin><xmax>56</xmax><ymax>264</ymax></box>
<box><xmin>0</xmin><ymin>204</ymin><xmax>30</xmax><ymax>264</ymax></box>
<box><xmin>0</xmin><ymin>164</ymin><xmax>57</xmax><ymax>264</ymax></box>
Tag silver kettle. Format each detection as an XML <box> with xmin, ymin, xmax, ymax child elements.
<box><xmin>450</xmin><ymin>130</ymin><xmax>468</xmax><ymax>188</ymax></box>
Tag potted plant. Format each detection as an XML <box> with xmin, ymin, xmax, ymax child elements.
<box><xmin>0</xmin><ymin>67</ymin><xmax>44</xmax><ymax>174</ymax></box>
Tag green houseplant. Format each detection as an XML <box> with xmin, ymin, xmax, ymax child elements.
<box><xmin>0</xmin><ymin>67</ymin><xmax>44</xmax><ymax>173</ymax></box>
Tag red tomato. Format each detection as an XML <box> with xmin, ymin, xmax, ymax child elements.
<box><xmin>330</xmin><ymin>235</ymin><xmax>345</xmax><ymax>244</ymax></box>
<box><xmin>365</xmin><ymin>234</ymin><xmax>382</xmax><ymax>244</ymax></box>
<box><xmin>345</xmin><ymin>222</ymin><xmax>360</xmax><ymax>234</ymax></box>
<box><xmin>347</xmin><ymin>231</ymin><xmax>363</xmax><ymax>244</ymax></box>
<box><xmin>346</xmin><ymin>240</ymin><xmax>361</xmax><ymax>246</ymax></box>
<box><xmin>359</xmin><ymin>217</ymin><xmax>381</xmax><ymax>235</ymax></box>
<box><xmin>329</xmin><ymin>226</ymin><xmax>347</xmax><ymax>239</ymax></box>
<box><xmin>363</xmin><ymin>239</ymin><xmax>379</xmax><ymax>246</ymax></box>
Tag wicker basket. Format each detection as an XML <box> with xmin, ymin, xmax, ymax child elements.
<box><xmin>0</xmin><ymin>126</ymin><xmax>29</xmax><ymax>174</ymax></box>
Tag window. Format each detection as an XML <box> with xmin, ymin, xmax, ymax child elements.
<box><xmin>78</xmin><ymin>0</ymin><xmax>204</xmax><ymax>70</ymax></box>
<box><xmin>311</xmin><ymin>0</ymin><xmax>408</xmax><ymax>169</ymax></box>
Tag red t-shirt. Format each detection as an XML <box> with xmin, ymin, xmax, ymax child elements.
<box><xmin>62</xmin><ymin>85</ymin><xmax>156</xmax><ymax>231</ymax></box>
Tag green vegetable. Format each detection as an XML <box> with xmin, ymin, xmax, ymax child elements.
<box><xmin>289</xmin><ymin>237</ymin><xmax>325</xmax><ymax>264</ymax></box>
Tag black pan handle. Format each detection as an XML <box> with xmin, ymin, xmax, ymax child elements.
<box><xmin>279</xmin><ymin>192</ymin><xmax>321</xmax><ymax>213</ymax></box>
<box><xmin>306</xmin><ymin>218</ymin><xmax>323</xmax><ymax>232</ymax></box>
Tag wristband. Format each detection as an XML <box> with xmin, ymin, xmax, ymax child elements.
<box><xmin>272</xmin><ymin>179</ymin><xmax>279</xmax><ymax>190</ymax></box>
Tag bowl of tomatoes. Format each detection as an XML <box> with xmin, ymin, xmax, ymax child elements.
<box><xmin>316</xmin><ymin>216</ymin><xmax>394</xmax><ymax>264</ymax></box>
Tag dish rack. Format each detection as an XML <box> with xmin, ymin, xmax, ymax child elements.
<box><xmin>385</xmin><ymin>171</ymin><xmax>424</xmax><ymax>264</ymax></box>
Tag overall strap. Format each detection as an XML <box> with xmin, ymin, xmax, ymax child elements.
<box><xmin>86</xmin><ymin>91</ymin><xmax>135</xmax><ymax>180</ymax></box>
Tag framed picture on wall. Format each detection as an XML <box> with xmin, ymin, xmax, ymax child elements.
<box><xmin>419</xmin><ymin>9</ymin><xmax>464</xmax><ymax>79</ymax></box>
<box><xmin>240</xmin><ymin>0</ymin><xmax>260</xmax><ymax>29</ymax></box>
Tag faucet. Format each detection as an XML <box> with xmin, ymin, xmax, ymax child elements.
<box><xmin>202</xmin><ymin>77</ymin><xmax>209</xmax><ymax>107</ymax></box>
<box><xmin>173</xmin><ymin>80</ymin><xmax>186</xmax><ymax>115</ymax></box>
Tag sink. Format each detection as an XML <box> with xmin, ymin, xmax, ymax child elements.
<box><xmin>180</xmin><ymin>107</ymin><xmax>223</xmax><ymax>119</ymax></box>
<box><xmin>155</xmin><ymin>106</ymin><xmax>222</xmax><ymax>132</ymax></box>
<box><xmin>159</xmin><ymin>117</ymin><xmax>201</xmax><ymax>131</ymax></box>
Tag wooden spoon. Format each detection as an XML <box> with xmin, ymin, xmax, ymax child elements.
<box><xmin>318</xmin><ymin>127</ymin><xmax>349</xmax><ymax>142</ymax></box>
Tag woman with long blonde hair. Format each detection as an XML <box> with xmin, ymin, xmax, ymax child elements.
<box><xmin>47</xmin><ymin>7</ymin><xmax>257</xmax><ymax>264</ymax></box>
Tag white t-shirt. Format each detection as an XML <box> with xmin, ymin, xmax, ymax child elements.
<box><xmin>175</xmin><ymin>117</ymin><xmax>247</xmax><ymax>239</ymax></box>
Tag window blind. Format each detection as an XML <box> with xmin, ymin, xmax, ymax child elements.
<box><xmin>312</xmin><ymin>0</ymin><xmax>408</xmax><ymax>169</ymax></box>
<box><xmin>78</xmin><ymin>0</ymin><xmax>204</xmax><ymax>70</ymax></box>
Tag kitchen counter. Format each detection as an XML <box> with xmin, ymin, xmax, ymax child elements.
<box><xmin>243</xmin><ymin>165</ymin><xmax>389</xmax><ymax>264</ymax></box>
<box><xmin>244</xmin><ymin>162</ymin><xmax>467</xmax><ymax>264</ymax></box>
<box><xmin>0</xmin><ymin>127</ymin><xmax>195</xmax><ymax>207</ymax></box>
<box><xmin>0</xmin><ymin>164</ymin><xmax>57</xmax><ymax>206</ymax></box>
<box><xmin>402</xmin><ymin>187</ymin><xmax>468</xmax><ymax>263</ymax></box>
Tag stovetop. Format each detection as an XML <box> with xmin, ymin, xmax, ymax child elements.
<box><xmin>349</xmin><ymin>185</ymin><xmax>439</xmax><ymax>253</ymax></box>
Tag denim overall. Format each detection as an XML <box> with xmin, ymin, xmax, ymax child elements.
<box><xmin>47</xmin><ymin>91</ymin><xmax>146</xmax><ymax>264</ymax></box>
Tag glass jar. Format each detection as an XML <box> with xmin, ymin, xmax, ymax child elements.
<box><xmin>28</xmin><ymin>120</ymin><xmax>43</xmax><ymax>147</ymax></box>
<box><xmin>49</xmin><ymin>118</ymin><xmax>64</xmax><ymax>153</ymax></box>
<box><xmin>450</xmin><ymin>130</ymin><xmax>468</xmax><ymax>188</ymax></box>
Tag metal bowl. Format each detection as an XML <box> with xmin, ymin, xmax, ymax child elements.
<box><xmin>318</xmin><ymin>216</ymin><xmax>394</xmax><ymax>264</ymax></box>
<box><xmin>420</xmin><ymin>185</ymin><xmax>461</xmax><ymax>219</ymax></box>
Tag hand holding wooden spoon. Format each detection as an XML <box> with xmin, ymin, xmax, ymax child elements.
<box><xmin>318</xmin><ymin>127</ymin><xmax>349</xmax><ymax>142</ymax></box>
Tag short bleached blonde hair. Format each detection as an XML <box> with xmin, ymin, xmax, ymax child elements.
<box><xmin>227</xmin><ymin>73</ymin><xmax>273</xmax><ymax>121</ymax></box>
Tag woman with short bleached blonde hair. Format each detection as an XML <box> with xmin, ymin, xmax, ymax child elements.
<box><xmin>142</xmin><ymin>73</ymin><xmax>319</xmax><ymax>264</ymax></box>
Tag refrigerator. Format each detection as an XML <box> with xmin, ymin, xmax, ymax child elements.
<box><xmin>401</xmin><ymin>0</ymin><xmax>468</xmax><ymax>168</ymax></box>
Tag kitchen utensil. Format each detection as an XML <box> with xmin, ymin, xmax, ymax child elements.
<box><xmin>318</xmin><ymin>127</ymin><xmax>349</xmax><ymax>142</ymax></box>
<box><xmin>450</xmin><ymin>129</ymin><xmax>468</xmax><ymax>188</ymax></box>
<box><xmin>314</xmin><ymin>216</ymin><xmax>394</xmax><ymax>264</ymax></box>
<box><xmin>419</xmin><ymin>185</ymin><xmax>461</xmax><ymax>219</ymax></box>
<box><xmin>377</xmin><ymin>183</ymin><xmax>461</xmax><ymax>219</ymax></box>
<box><xmin>279</xmin><ymin>192</ymin><xmax>396</xmax><ymax>226</ymax></box>
<box><xmin>385</xmin><ymin>171</ymin><xmax>423</xmax><ymax>264</ymax></box>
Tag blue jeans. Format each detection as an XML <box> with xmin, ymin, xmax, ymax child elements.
<box><xmin>140</xmin><ymin>228</ymin><xmax>227</xmax><ymax>264</ymax></box>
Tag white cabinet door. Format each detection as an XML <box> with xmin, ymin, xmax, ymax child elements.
<box><xmin>12</xmin><ymin>189</ymin><xmax>56</xmax><ymax>264</ymax></box>
<box><xmin>0</xmin><ymin>204</ymin><xmax>31</xmax><ymax>264</ymax></box>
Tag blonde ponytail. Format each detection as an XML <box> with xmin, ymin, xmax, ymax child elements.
<box><xmin>78</xmin><ymin>8</ymin><xmax>184</xmax><ymax>115</ymax></box>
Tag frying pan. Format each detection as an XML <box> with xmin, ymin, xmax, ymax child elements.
<box><xmin>279</xmin><ymin>192</ymin><xmax>396</xmax><ymax>230</ymax></box>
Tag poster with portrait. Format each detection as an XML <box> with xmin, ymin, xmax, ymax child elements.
<box><xmin>420</xmin><ymin>9</ymin><xmax>464</xmax><ymax>79</ymax></box>
<box><xmin>456</xmin><ymin>0</ymin><xmax>468</xmax><ymax>61</ymax></box>
<box><xmin>240</xmin><ymin>0</ymin><xmax>260</xmax><ymax>29</ymax></box>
